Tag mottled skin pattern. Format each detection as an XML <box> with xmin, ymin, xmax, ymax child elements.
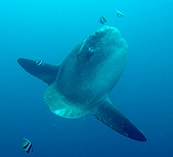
<box><xmin>52</xmin><ymin>27</ymin><xmax>127</xmax><ymax>111</ymax></box>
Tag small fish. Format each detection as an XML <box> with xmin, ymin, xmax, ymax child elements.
<box><xmin>98</xmin><ymin>16</ymin><xmax>108</xmax><ymax>25</ymax></box>
<box><xmin>35</xmin><ymin>59</ymin><xmax>44</xmax><ymax>66</ymax></box>
<box><xmin>116</xmin><ymin>10</ymin><xmax>124</xmax><ymax>17</ymax></box>
<box><xmin>22</xmin><ymin>138</ymin><xmax>33</xmax><ymax>153</ymax></box>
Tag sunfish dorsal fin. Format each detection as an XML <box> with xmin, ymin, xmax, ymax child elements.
<box><xmin>17</xmin><ymin>58</ymin><xmax>59</xmax><ymax>85</ymax></box>
<box><xmin>94</xmin><ymin>98</ymin><xmax>147</xmax><ymax>142</ymax></box>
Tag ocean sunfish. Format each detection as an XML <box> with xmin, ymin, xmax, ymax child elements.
<box><xmin>18</xmin><ymin>26</ymin><xmax>147</xmax><ymax>142</ymax></box>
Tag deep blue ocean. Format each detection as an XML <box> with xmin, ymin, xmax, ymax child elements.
<box><xmin>0</xmin><ymin>0</ymin><xmax>173</xmax><ymax>156</ymax></box>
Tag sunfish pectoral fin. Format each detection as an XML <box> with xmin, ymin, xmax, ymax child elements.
<box><xmin>17</xmin><ymin>58</ymin><xmax>59</xmax><ymax>85</ymax></box>
<box><xmin>94</xmin><ymin>99</ymin><xmax>147</xmax><ymax>142</ymax></box>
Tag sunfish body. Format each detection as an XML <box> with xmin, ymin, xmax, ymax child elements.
<box><xmin>18</xmin><ymin>26</ymin><xmax>147</xmax><ymax>141</ymax></box>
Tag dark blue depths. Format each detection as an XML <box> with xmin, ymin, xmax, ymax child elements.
<box><xmin>0</xmin><ymin>0</ymin><xmax>173</xmax><ymax>156</ymax></box>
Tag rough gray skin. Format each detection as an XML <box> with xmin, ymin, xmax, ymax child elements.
<box><xmin>18</xmin><ymin>26</ymin><xmax>147</xmax><ymax>141</ymax></box>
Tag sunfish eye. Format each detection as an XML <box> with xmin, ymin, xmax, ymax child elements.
<box><xmin>88</xmin><ymin>47</ymin><xmax>94</xmax><ymax>53</ymax></box>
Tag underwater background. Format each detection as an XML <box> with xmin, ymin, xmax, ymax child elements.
<box><xmin>0</xmin><ymin>0</ymin><xmax>173</xmax><ymax>156</ymax></box>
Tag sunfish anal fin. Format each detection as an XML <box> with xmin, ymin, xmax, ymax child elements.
<box><xmin>94</xmin><ymin>99</ymin><xmax>147</xmax><ymax>142</ymax></box>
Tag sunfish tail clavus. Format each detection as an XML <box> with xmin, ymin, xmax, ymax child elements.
<box><xmin>18</xmin><ymin>26</ymin><xmax>147</xmax><ymax>142</ymax></box>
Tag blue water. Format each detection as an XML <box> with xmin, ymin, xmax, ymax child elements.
<box><xmin>0</xmin><ymin>0</ymin><xmax>173</xmax><ymax>156</ymax></box>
